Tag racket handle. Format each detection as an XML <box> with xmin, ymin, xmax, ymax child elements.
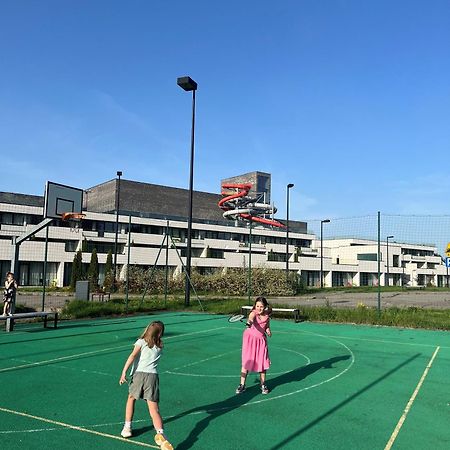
<box><xmin>245</xmin><ymin>322</ymin><xmax>251</xmax><ymax>328</ymax></box>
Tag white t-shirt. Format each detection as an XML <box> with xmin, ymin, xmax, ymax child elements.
<box><xmin>131</xmin><ymin>338</ymin><xmax>162</xmax><ymax>374</ymax></box>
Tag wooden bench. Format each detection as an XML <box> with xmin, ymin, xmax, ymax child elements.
<box><xmin>91</xmin><ymin>291</ymin><xmax>111</xmax><ymax>302</ymax></box>
<box><xmin>241</xmin><ymin>305</ymin><xmax>300</xmax><ymax>322</ymax></box>
<box><xmin>0</xmin><ymin>311</ymin><xmax>59</xmax><ymax>332</ymax></box>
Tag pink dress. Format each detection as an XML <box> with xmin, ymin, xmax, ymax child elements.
<box><xmin>241</xmin><ymin>313</ymin><xmax>270</xmax><ymax>372</ymax></box>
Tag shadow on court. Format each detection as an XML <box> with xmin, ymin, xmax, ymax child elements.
<box><xmin>160</xmin><ymin>355</ymin><xmax>351</xmax><ymax>450</ymax></box>
<box><xmin>270</xmin><ymin>353</ymin><xmax>421</xmax><ymax>449</ymax></box>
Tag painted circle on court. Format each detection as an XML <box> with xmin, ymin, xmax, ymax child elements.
<box><xmin>164</xmin><ymin>329</ymin><xmax>355</xmax><ymax>406</ymax></box>
<box><xmin>166</xmin><ymin>345</ymin><xmax>310</xmax><ymax>378</ymax></box>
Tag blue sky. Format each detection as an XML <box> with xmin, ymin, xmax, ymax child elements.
<box><xmin>1</xmin><ymin>0</ymin><xmax>449</xmax><ymax>223</ymax></box>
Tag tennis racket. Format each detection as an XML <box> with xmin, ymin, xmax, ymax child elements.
<box><xmin>228</xmin><ymin>314</ymin><xmax>246</xmax><ymax>323</ymax></box>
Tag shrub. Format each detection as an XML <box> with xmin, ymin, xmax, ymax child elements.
<box><xmin>119</xmin><ymin>266</ymin><xmax>296</xmax><ymax>297</ymax></box>
<box><xmin>103</xmin><ymin>250</ymin><xmax>114</xmax><ymax>291</ymax></box>
<box><xmin>70</xmin><ymin>250</ymin><xmax>83</xmax><ymax>290</ymax></box>
<box><xmin>87</xmin><ymin>248</ymin><xmax>99</xmax><ymax>291</ymax></box>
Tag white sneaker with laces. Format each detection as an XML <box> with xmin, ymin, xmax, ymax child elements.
<box><xmin>121</xmin><ymin>425</ymin><xmax>132</xmax><ymax>438</ymax></box>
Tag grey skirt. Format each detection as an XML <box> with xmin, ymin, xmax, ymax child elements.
<box><xmin>129</xmin><ymin>372</ymin><xmax>159</xmax><ymax>402</ymax></box>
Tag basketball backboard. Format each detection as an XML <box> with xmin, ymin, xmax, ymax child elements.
<box><xmin>44</xmin><ymin>181</ymin><xmax>84</xmax><ymax>219</ymax></box>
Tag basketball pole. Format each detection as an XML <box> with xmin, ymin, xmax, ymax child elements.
<box><xmin>125</xmin><ymin>214</ymin><xmax>131</xmax><ymax>313</ymax></box>
<box><xmin>41</xmin><ymin>225</ymin><xmax>49</xmax><ymax>311</ymax></box>
<box><xmin>10</xmin><ymin>218</ymin><xmax>53</xmax><ymax>315</ymax></box>
<box><xmin>164</xmin><ymin>220</ymin><xmax>169</xmax><ymax>308</ymax></box>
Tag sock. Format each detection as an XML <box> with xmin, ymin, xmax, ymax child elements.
<box><xmin>124</xmin><ymin>421</ymin><xmax>131</xmax><ymax>428</ymax></box>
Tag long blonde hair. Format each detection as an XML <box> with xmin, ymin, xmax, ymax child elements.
<box><xmin>140</xmin><ymin>321</ymin><xmax>165</xmax><ymax>348</ymax></box>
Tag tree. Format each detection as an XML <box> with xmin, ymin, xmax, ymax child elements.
<box><xmin>70</xmin><ymin>250</ymin><xmax>83</xmax><ymax>290</ymax></box>
<box><xmin>87</xmin><ymin>248</ymin><xmax>99</xmax><ymax>291</ymax></box>
<box><xmin>103</xmin><ymin>250</ymin><xmax>114</xmax><ymax>292</ymax></box>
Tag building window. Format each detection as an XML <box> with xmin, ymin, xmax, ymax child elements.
<box><xmin>360</xmin><ymin>272</ymin><xmax>378</xmax><ymax>286</ymax></box>
<box><xmin>357</xmin><ymin>253</ymin><xmax>378</xmax><ymax>261</ymax></box>
<box><xmin>302</xmin><ymin>271</ymin><xmax>320</xmax><ymax>287</ymax></box>
<box><xmin>1</xmin><ymin>213</ymin><xmax>13</xmax><ymax>224</ymax></box>
<box><xmin>267</xmin><ymin>250</ymin><xmax>286</xmax><ymax>262</ymax></box>
<box><xmin>332</xmin><ymin>272</ymin><xmax>354</xmax><ymax>287</ymax></box>
<box><xmin>208</xmin><ymin>249</ymin><xmax>224</xmax><ymax>259</ymax></box>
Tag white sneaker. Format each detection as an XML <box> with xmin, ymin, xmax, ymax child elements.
<box><xmin>155</xmin><ymin>433</ymin><xmax>173</xmax><ymax>450</ymax></box>
<box><xmin>121</xmin><ymin>425</ymin><xmax>132</xmax><ymax>438</ymax></box>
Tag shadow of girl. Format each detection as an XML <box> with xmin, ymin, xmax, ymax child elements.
<box><xmin>167</xmin><ymin>355</ymin><xmax>351</xmax><ymax>450</ymax></box>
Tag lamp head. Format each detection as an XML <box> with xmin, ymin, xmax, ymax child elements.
<box><xmin>321</xmin><ymin>219</ymin><xmax>331</xmax><ymax>224</ymax></box>
<box><xmin>177</xmin><ymin>76</ymin><xmax>198</xmax><ymax>91</ymax></box>
<box><xmin>117</xmin><ymin>171</ymin><xmax>122</xmax><ymax>177</ymax></box>
<box><xmin>287</xmin><ymin>183</ymin><xmax>294</xmax><ymax>189</ymax></box>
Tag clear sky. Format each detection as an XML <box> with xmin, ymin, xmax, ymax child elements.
<box><xmin>1</xmin><ymin>0</ymin><xmax>449</xmax><ymax>223</ymax></box>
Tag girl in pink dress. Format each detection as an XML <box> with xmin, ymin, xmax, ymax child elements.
<box><xmin>236</xmin><ymin>296</ymin><xmax>272</xmax><ymax>395</ymax></box>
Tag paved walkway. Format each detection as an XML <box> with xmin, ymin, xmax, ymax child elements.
<box><xmin>16</xmin><ymin>290</ymin><xmax>450</xmax><ymax>310</ymax></box>
<box><xmin>271</xmin><ymin>290</ymin><xmax>450</xmax><ymax>309</ymax></box>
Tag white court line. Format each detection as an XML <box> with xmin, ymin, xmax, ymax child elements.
<box><xmin>276</xmin><ymin>329</ymin><xmax>449</xmax><ymax>349</ymax></box>
<box><xmin>10</xmin><ymin>358</ymin><xmax>114</xmax><ymax>377</ymax></box>
<box><xmin>167</xmin><ymin>328</ymin><xmax>355</xmax><ymax>406</ymax></box>
<box><xmin>0</xmin><ymin>345</ymin><xmax>130</xmax><ymax>373</ymax></box>
<box><xmin>0</xmin><ymin>418</ymin><xmax>148</xmax><ymax>435</ymax></box>
<box><xmin>384</xmin><ymin>346</ymin><xmax>441</xmax><ymax>450</ymax></box>
<box><xmin>165</xmin><ymin>345</ymin><xmax>310</xmax><ymax>378</ymax></box>
<box><xmin>0</xmin><ymin>406</ymin><xmax>159</xmax><ymax>448</ymax></box>
<box><xmin>0</xmin><ymin>326</ymin><xmax>227</xmax><ymax>373</ymax></box>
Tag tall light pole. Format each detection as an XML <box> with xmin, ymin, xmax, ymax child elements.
<box><xmin>177</xmin><ymin>76</ymin><xmax>197</xmax><ymax>307</ymax></box>
<box><xmin>285</xmin><ymin>183</ymin><xmax>294</xmax><ymax>282</ymax></box>
<box><xmin>386</xmin><ymin>235</ymin><xmax>394</xmax><ymax>286</ymax></box>
<box><xmin>320</xmin><ymin>219</ymin><xmax>330</xmax><ymax>288</ymax></box>
<box><xmin>113</xmin><ymin>171</ymin><xmax>122</xmax><ymax>290</ymax></box>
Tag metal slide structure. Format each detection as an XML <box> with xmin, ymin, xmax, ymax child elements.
<box><xmin>218</xmin><ymin>183</ymin><xmax>285</xmax><ymax>228</ymax></box>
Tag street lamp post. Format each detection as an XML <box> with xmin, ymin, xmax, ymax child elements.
<box><xmin>285</xmin><ymin>183</ymin><xmax>294</xmax><ymax>282</ymax></box>
<box><xmin>320</xmin><ymin>219</ymin><xmax>330</xmax><ymax>288</ymax></box>
<box><xmin>386</xmin><ymin>235</ymin><xmax>394</xmax><ymax>286</ymax></box>
<box><xmin>113</xmin><ymin>171</ymin><xmax>122</xmax><ymax>290</ymax></box>
<box><xmin>177</xmin><ymin>76</ymin><xmax>197</xmax><ymax>307</ymax></box>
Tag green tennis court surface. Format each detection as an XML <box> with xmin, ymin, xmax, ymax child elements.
<box><xmin>1</xmin><ymin>313</ymin><xmax>448</xmax><ymax>449</ymax></box>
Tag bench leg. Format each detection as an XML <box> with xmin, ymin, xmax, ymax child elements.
<box><xmin>44</xmin><ymin>315</ymin><xmax>48</xmax><ymax>328</ymax></box>
<box><xmin>6</xmin><ymin>317</ymin><xmax>14</xmax><ymax>332</ymax></box>
<box><xmin>54</xmin><ymin>313</ymin><xmax>58</xmax><ymax>328</ymax></box>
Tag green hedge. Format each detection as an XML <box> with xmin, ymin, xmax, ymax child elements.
<box><xmin>119</xmin><ymin>267</ymin><xmax>297</xmax><ymax>296</ymax></box>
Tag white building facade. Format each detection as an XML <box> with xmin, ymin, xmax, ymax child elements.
<box><xmin>1</xmin><ymin>189</ymin><xmax>448</xmax><ymax>289</ymax></box>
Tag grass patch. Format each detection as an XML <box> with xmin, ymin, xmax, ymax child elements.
<box><xmin>60</xmin><ymin>296</ymin><xmax>449</xmax><ymax>330</ymax></box>
<box><xmin>297</xmin><ymin>286</ymin><xmax>450</xmax><ymax>295</ymax></box>
<box><xmin>274</xmin><ymin>303</ymin><xmax>449</xmax><ymax>330</ymax></box>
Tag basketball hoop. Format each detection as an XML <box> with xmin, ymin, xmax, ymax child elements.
<box><xmin>61</xmin><ymin>212</ymin><xmax>85</xmax><ymax>233</ymax></box>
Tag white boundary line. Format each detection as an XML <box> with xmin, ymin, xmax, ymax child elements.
<box><xmin>384</xmin><ymin>345</ymin><xmax>441</xmax><ymax>450</ymax></box>
<box><xmin>0</xmin><ymin>326</ymin><xmax>355</xmax><ymax>434</ymax></box>
<box><xmin>0</xmin><ymin>326</ymin><xmax>227</xmax><ymax>373</ymax></box>
<box><xmin>0</xmin><ymin>345</ymin><xmax>130</xmax><ymax>373</ymax></box>
<box><xmin>0</xmin><ymin>418</ymin><xmax>149</xmax><ymax>435</ymax></box>
<box><xmin>165</xmin><ymin>345</ymin><xmax>311</xmax><ymax>378</ymax></box>
<box><xmin>0</xmin><ymin>406</ymin><xmax>159</xmax><ymax>448</ymax></box>
<box><xmin>276</xmin><ymin>329</ymin><xmax>449</xmax><ymax>349</ymax></box>
<box><xmin>167</xmin><ymin>328</ymin><xmax>355</xmax><ymax>407</ymax></box>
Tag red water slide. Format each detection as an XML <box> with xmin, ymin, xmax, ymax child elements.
<box><xmin>218</xmin><ymin>183</ymin><xmax>285</xmax><ymax>228</ymax></box>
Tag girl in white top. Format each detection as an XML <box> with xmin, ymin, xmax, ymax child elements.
<box><xmin>119</xmin><ymin>321</ymin><xmax>172</xmax><ymax>450</ymax></box>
